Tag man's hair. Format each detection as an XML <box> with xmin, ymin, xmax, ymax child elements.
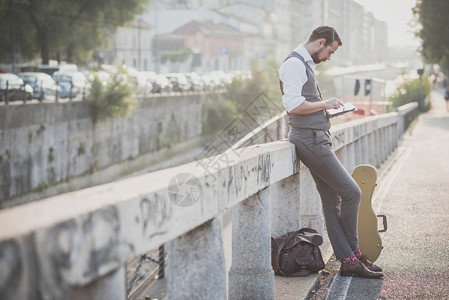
<box><xmin>307</xmin><ymin>25</ymin><xmax>342</xmax><ymax>46</ymax></box>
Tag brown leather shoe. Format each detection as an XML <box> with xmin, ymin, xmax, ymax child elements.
<box><xmin>360</xmin><ymin>255</ymin><xmax>383</xmax><ymax>272</ymax></box>
<box><xmin>340</xmin><ymin>260</ymin><xmax>383</xmax><ymax>278</ymax></box>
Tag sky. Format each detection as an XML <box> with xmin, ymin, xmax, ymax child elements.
<box><xmin>353</xmin><ymin>0</ymin><xmax>420</xmax><ymax>47</ymax></box>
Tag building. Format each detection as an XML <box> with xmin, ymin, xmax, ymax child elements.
<box><xmin>168</xmin><ymin>20</ymin><xmax>245</xmax><ymax>72</ymax></box>
<box><xmin>108</xmin><ymin>0</ymin><xmax>390</xmax><ymax>72</ymax></box>
<box><xmin>106</xmin><ymin>19</ymin><xmax>153</xmax><ymax>70</ymax></box>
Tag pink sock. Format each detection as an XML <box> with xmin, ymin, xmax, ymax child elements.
<box><xmin>354</xmin><ymin>248</ymin><xmax>362</xmax><ymax>259</ymax></box>
<box><xmin>342</xmin><ymin>254</ymin><xmax>358</xmax><ymax>265</ymax></box>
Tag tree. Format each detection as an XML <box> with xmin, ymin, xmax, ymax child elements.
<box><xmin>87</xmin><ymin>68</ymin><xmax>138</xmax><ymax>122</ymax></box>
<box><xmin>0</xmin><ymin>0</ymin><xmax>39</xmax><ymax>65</ymax></box>
<box><xmin>413</xmin><ymin>0</ymin><xmax>449</xmax><ymax>73</ymax></box>
<box><xmin>389</xmin><ymin>73</ymin><xmax>432</xmax><ymax>108</ymax></box>
<box><xmin>0</xmin><ymin>0</ymin><xmax>151</xmax><ymax>65</ymax></box>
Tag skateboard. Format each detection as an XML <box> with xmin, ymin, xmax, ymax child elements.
<box><xmin>352</xmin><ymin>164</ymin><xmax>387</xmax><ymax>262</ymax></box>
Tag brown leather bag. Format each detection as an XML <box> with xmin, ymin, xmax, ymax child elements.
<box><xmin>271</xmin><ymin>228</ymin><xmax>325</xmax><ymax>277</ymax></box>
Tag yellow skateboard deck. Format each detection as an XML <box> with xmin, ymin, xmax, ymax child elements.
<box><xmin>352</xmin><ymin>164</ymin><xmax>386</xmax><ymax>262</ymax></box>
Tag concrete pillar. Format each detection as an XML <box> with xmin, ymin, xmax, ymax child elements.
<box><xmin>64</xmin><ymin>266</ymin><xmax>126</xmax><ymax>300</ymax></box>
<box><xmin>354</xmin><ymin>139</ymin><xmax>362</xmax><ymax>167</ymax></box>
<box><xmin>361</xmin><ymin>135</ymin><xmax>369</xmax><ymax>164</ymax></box>
<box><xmin>346</xmin><ymin>142</ymin><xmax>355</xmax><ymax>173</ymax></box>
<box><xmin>390</xmin><ymin>125</ymin><xmax>396</xmax><ymax>154</ymax></box>
<box><xmin>270</xmin><ymin>174</ymin><xmax>300</xmax><ymax>237</ymax></box>
<box><xmin>392</xmin><ymin>123</ymin><xmax>401</xmax><ymax>149</ymax></box>
<box><xmin>384</xmin><ymin>127</ymin><xmax>390</xmax><ymax>157</ymax></box>
<box><xmin>168</xmin><ymin>217</ymin><xmax>227</xmax><ymax>300</ymax></box>
<box><xmin>368</xmin><ymin>133</ymin><xmax>376</xmax><ymax>167</ymax></box>
<box><xmin>298</xmin><ymin>167</ymin><xmax>324</xmax><ymax>234</ymax></box>
<box><xmin>381</xmin><ymin>128</ymin><xmax>388</xmax><ymax>162</ymax></box>
<box><xmin>374</xmin><ymin>130</ymin><xmax>381</xmax><ymax>167</ymax></box>
<box><xmin>229</xmin><ymin>189</ymin><xmax>274</xmax><ymax>300</ymax></box>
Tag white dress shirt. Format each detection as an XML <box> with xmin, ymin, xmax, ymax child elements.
<box><xmin>278</xmin><ymin>44</ymin><xmax>316</xmax><ymax>112</ymax></box>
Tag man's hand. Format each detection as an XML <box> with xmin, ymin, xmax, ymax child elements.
<box><xmin>288</xmin><ymin>97</ymin><xmax>344</xmax><ymax>115</ymax></box>
<box><xmin>324</xmin><ymin>97</ymin><xmax>344</xmax><ymax>110</ymax></box>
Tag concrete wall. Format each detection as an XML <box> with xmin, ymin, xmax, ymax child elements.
<box><xmin>0</xmin><ymin>94</ymin><xmax>206</xmax><ymax>206</ymax></box>
<box><xmin>0</xmin><ymin>103</ymin><xmax>419</xmax><ymax>299</ymax></box>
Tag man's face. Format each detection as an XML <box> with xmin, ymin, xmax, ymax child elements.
<box><xmin>312</xmin><ymin>40</ymin><xmax>340</xmax><ymax>64</ymax></box>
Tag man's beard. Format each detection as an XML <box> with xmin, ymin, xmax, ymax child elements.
<box><xmin>311</xmin><ymin>48</ymin><xmax>325</xmax><ymax>64</ymax></box>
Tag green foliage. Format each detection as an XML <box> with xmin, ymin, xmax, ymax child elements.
<box><xmin>202</xmin><ymin>96</ymin><xmax>237</xmax><ymax>135</ymax></box>
<box><xmin>203</xmin><ymin>58</ymin><xmax>283</xmax><ymax>135</ymax></box>
<box><xmin>413</xmin><ymin>0</ymin><xmax>449</xmax><ymax>73</ymax></box>
<box><xmin>160</xmin><ymin>47</ymin><xmax>193</xmax><ymax>63</ymax></box>
<box><xmin>228</xmin><ymin>59</ymin><xmax>282</xmax><ymax>111</ymax></box>
<box><xmin>389</xmin><ymin>74</ymin><xmax>432</xmax><ymax>108</ymax></box>
<box><xmin>87</xmin><ymin>71</ymin><xmax>138</xmax><ymax>122</ymax></box>
<box><xmin>0</xmin><ymin>0</ymin><xmax>152</xmax><ymax>64</ymax></box>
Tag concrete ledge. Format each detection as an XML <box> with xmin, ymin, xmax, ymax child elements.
<box><xmin>0</xmin><ymin>140</ymin><xmax>296</xmax><ymax>298</ymax></box>
<box><xmin>0</xmin><ymin>102</ymin><xmax>419</xmax><ymax>299</ymax></box>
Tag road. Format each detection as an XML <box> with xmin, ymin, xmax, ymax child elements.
<box><xmin>310</xmin><ymin>90</ymin><xmax>449</xmax><ymax>300</ymax></box>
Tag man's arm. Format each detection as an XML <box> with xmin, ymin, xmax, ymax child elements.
<box><xmin>280</xmin><ymin>57</ymin><xmax>343</xmax><ymax>115</ymax></box>
<box><xmin>288</xmin><ymin>97</ymin><xmax>343</xmax><ymax>114</ymax></box>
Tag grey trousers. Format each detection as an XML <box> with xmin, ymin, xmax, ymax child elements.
<box><xmin>289</xmin><ymin>127</ymin><xmax>361</xmax><ymax>260</ymax></box>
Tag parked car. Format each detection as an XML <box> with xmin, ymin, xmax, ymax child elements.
<box><xmin>18</xmin><ymin>72</ymin><xmax>60</xmax><ymax>101</ymax></box>
<box><xmin>137</xmin><ymin>72</ymin><xmax>172</xmax><ymax>93</ymax></box>
<box><xmin>152</xmin><ymin>74</ymin><xmax>173</xmax><ymax>93</ymax></box>
<box><xmin>201</xmin><ymin>73</ymin><xmax>220</xmax><ymax>91</ymax></box>
<box><xmin>185</xmin><ymin>72</ymin><xmax>205</xmax><ymax>91</ymax></box>
<box><xmin>52</xmin><ymin>71</ymin><xmax>90</xmax><ymax>98</ymax></box>
<box><xmin>165</xmin><ymin>73</ymin><xmax>191</xmax><ymax>92</ymax></box>
<box><xmin>134</xmin><ymin>71</ymin><xmax>154</xmax><ymax>95</ymax></box>
<box><xmin>0</xmin><ymin>73</ymin><xmax>33</xmax><ymax>102</ymax></box>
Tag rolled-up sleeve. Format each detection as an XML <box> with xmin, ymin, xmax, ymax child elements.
<box><xmin>279</xmin><ymin>58</ymin><xmax>307</xmax><ymax>112</ymax></box>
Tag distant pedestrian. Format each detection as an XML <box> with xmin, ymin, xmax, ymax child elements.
<box><xmin>444</xmin><ymin>87</ymin><xmax>449</xmax><ymax>111</ymax></box>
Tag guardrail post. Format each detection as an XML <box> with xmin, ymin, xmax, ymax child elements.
<box><xmin>167</xmin><ymin>217</ymin><xmax>226</xmax><ymax>300</ymax></box>
<box><xmin>298</xmin><ymin>167</ymin><xmax>324</xmax><ymax>233</ymax></box>
<box><xmin>64</xmin><ymin>266</ymin><xmax>126</xmax><ymax>300</ymax></box>
<box><xmin>271</xmin><ymin>174</ymin><xmax>300</xmax><ymax>237</ymax></box>
<box><xmin>346</xmin><ymin>141</ymin><xmax>356</xmax><ymax>173</ymax></box>
<box><xmin>368</xmin><ymin>133</ymin><xmax>376</xmax><ymax>167</ymax></box>
<box><xmin>5</xmin><ymin>81</ymin><xmax>9</xmax><ymax>104</ymax></box>
<box><xmin>374</xmin><ymin>130</ymin><xmax>381</xmax><ymax>167</ymax></box>
<box><xmin>354</xmin><ymin>139</ymin><xmax>362</xmax><ymax>167</ymax></box>
<box><xmin>229</xmin><ymin>189</ymin><xmax>274</xmax><ymax>300</ymax></box>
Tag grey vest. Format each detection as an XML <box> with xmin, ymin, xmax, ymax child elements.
<box><xmin>280</xmin><ymin>51</ymin><xmax>330</xmax><ymax>131</ymax></box>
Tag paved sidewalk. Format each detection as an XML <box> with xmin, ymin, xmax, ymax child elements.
<box><xmin>307</xmin><ymin>90</ymin><xmax>449</xmax><ymax>299</ymax></box>
<box><xmin>273</xmin><ymin>91</ymin><xmax>449</xmax><ymax>299</ymax></box>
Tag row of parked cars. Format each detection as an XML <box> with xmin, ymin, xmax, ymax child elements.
<box><xmin>0</xmin><ymin>70</ymin><xmax>90</xmax><ymax>102</ymax></box>
<box><xmin>120</xmin><ymin>68</ymin><xmax>243</xmax><ymax>95</ymax></box>
<box><xmin>0</xmin><ymin>65</ymin><xmax>251</xmax><ymax>102</ymax></box>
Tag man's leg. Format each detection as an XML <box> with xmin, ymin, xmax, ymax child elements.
<box><xmin>289</xmin><ymin>128</ymin><xmax>382</xmax><ymax>278</ymax></box>
<box><xmin>289</xmin><ymin>128</ymin><xmax>360</xmax><ymax>259</ymax></box>
<box><xmin>310</xmin><ymin>170</ymin><xmax>360</xmax><ymax>260</ymax></box>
